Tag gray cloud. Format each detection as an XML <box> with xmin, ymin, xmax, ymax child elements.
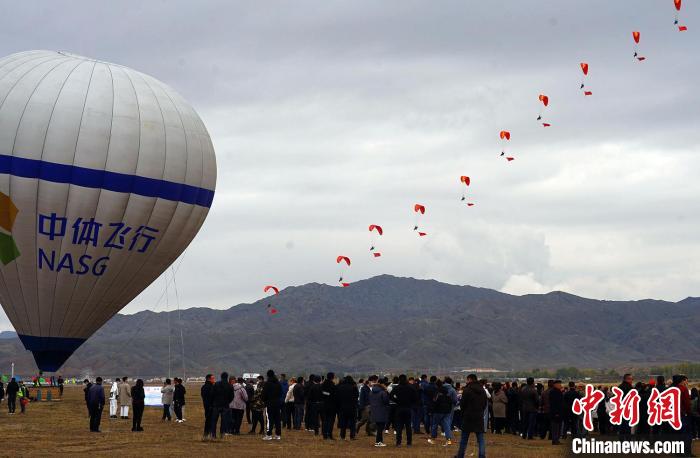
<box><xmin>0</xmin><ymin>0</ymin><xmax>697</xmax><ymax>331</ymax></box>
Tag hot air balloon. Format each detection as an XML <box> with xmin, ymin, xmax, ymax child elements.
<box><xmin>0</xmin><ymin>51</ymin><xmax>217</xmax><ymax>371</ymax></box>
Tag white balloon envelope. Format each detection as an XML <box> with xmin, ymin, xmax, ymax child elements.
<box><xmin>0</xmin><ymin>51</ymin><xmax>217</xmax><ymax>371</ymax></box>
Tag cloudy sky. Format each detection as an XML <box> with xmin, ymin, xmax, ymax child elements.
<box><xmin>0</xmin><ymin>0</ymin><xmax>697</xmax><ymax>328</ymax></box>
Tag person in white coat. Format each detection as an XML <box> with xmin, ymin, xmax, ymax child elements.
<box><xmin>109</xmin><ymin>379</ymin><xmax>119</xmax><ymax>418</ymax></box>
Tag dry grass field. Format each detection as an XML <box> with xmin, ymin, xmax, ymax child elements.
<box><xmin>0</xmin><ymin>385</ymin><xmax>693</xmax><ymax>457</ymax></box>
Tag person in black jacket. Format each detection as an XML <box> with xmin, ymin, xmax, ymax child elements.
<box><xmin>173</xmin><ymin>378</ymin><xmax>187</xmax><ymax>422</ymax></box>
<box><xmin>201</xmin><ymin>374</ymin><xmax>215</xmax><ymax>439</ymax></box>
<box><xmin>409</xmin><ymin>377</ymin><xmax>422</xmax><ymax>434</ymax></box>
<box><xmin>357</xmin><ymin>378</ymin><xmax>372</xmax><ymax>435</ymax></box>
<box><xmin>520</xmin><ymin>377</ymin><xmax>539</xmax><ymax>439</ymax></box>
<box><xmin>336</xmin><ymin>375</ymin><xmax>359</xmax><ymax>440</ymax></box>
<box><xmin>307</xmin><ymin>375</ymin><xmax>323</xmax><ymax>435</ymax></box>
<box><xmin>422</xmin><ymin>376</ymin><xmax>438</xmax><ymax>435</ymax></box>
<box><xmin>262</xmin><ymin>369</ymin><xmax>282</xmax><ymax>440</ymax></box>
<box><xmin>303</xmin><ymin>374</ymin><xmax>314</xmax><ymax>430</ymax></box>
<box><xmin>6</xmin><ymin>377</ymin><xmax>19</xmax><ymax>414</ymax></box>
<box><xmin>506</xmin><ymin>381</ymin><xmax>520</xmax><ymax>435</ymax></box>
<box><xmin>390</xmin><ymin>374</ymin><xmax>418</xmax><ymax>447</ymax></box>
<box><xmin>618</xmin><ymin>374</ymin><xmax>634</xmax><ymax>440</ymax></box>
<box><xmin>321</xmin><ymin>372</ymin><xmax>338</xmax><ymax>440</ymax></box>
<box><xmin>562</xmin><ymin>382</ymin><xmax>580</xmax><ymax>438</ymax></box>
<box><xmin>131</xmin><ymin>379</ymin><xmax>146</xmax><ymax>432</ymax></box>
<box><xmin>456</xmin><ymin>374</ymin><xmax>488</xmax><ymax>458</ymax></box>
<box><xmin>210</xmin><ymin>372</ymin><xmax>234</xmax><ymax>439</ymax></box>
<box><xmin>244</xmin><ymin>379</ymin><xmax>255</xmax><ymax>424</ymax></box>
<box><xmin>548</xmin><ymin>380</ymin><xmax>564</xmax><ymax>445</ymax></box>
<box><xmin>293</xmin><ymin>376</ymin><xmax>305</xmax><ymax>430</ymax></box>
<box><xmin>82</xmin><ymin>379</ymin><xmax>92</xmax><ymax>417</ymax></box>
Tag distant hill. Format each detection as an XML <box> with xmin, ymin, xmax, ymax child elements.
<box><xmin>0</xmin><ymin>275</ymin><xmax>697</xmax><ymax>376</ymax></box>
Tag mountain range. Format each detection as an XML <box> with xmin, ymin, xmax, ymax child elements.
<box><xmin>0</xmin><ymin>275</ymin><xmax>697</xmax><ymax>376</ymax></box>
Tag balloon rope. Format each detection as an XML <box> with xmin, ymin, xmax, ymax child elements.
<box><xmin>171</xmin><ymin>265</ymin><xmax>186</xmax><ymax>382</ymax></box>
<box><xmin>165</xmin><ymin>270</ymin><xmax>171</xmax><ymax>380</ymax></box>
<box><xmin>121</xmin><ymin>249</ymin><xmax>189</xmax><ymax>351</ymax></box>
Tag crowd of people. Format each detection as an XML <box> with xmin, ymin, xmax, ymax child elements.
<box><xmin>78</xmin><ymin>370</ymin><xmax>698</xmax><ymax>457</ymax></box>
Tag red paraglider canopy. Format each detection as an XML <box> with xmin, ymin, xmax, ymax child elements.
<box><xmin>336</xmin><ymin>255</ymin><xmax>351</xmax><ymax>266</ymax></box>
<box><xmin>633</xmin><ymin>31</ymin><xmax>641</xmax><ymax>44</ymax></box>
<box><xmin>263</xmin><ymin>285</ymin><xmax>279</xmax><ymax>295</ymax></box>
<box><xmin>460</xmin><ymin>176</ymin><xmax>470</xmax><ymax>186</ymax></box>
<box><xmin>369</xmin><ymin>224</ymin><xmax>383</xmax><ymax>235</ymax></box>
<box><xmin>499</xmin><ymin>130</ymin><xmax>511</xmax><ymax>140</ymax></box>
<box><xmin>538</xmin><ymin>94</ymin><xmax>549</xmax><ymax>107</ymax></box>
<box><xmin>580</xmin><ymin>62</ymin><xmax>589</xmax><ymax>75</ymax></box>
<box><xmin>414</xmin><ymin>204</ymin><xmax>426</xmax><ymax>214</ymax></box>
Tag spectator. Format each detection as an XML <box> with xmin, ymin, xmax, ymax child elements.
<box><xmin>428</xmin><ymin>380</ymin><xmax>454</xmax><ymax>447</ymax></box>
<box><xmin>249</xmin><ymin>376</ymin><xmax>266</xmax><ymax>435</ymax></box>
<box><xmin>369</xmin><ymin>377</ymin><xmax>390</xmax><ymax>447</ymax></box>
<box><xmin>161</xmin><ymin>378</ymin><xmax>174</xmax><ymax>422</ymax></box>
<box><xmin>390</xmin><ymin>374</ymin><xmax>418</xmax><ymax>447</ymax></box>
<box><xmin>262</xmin><ymin>369</ymin><xmax>282</xmax><ymax>440</ymax></box>
<box><xmin>6</xmin><ymin>378</ymin><xmax>18</xmax><ymax>414</ymax></box>
<box><xmin>118</xmin><ymin>377</ymin><xmax>131</xmax><ymax>419</ymax></box>
<box><xmin>131</xmin><ymin>379</ymin><xmax>145</xmax><ymax>432</ymax></box>
<box><xmin>492</xmin><ymin>382</ymin><xmax>508</xmax><ymax>434</ymax></box>
<box><xmin>87</xmin><ymin>377</ymin><xmax>105</xmax><ymax>433</ymax></box>
<box><xmin>231</xmin><ymin>377</ymin><xmax>248</xmax><ymax>434</ymax></box>
<box><xmin>201</xmin><ymin>374</ymin><xmax>215</xmax><ymax>440</ymax></box>
<box><xmin>337</xmin><ymin>375</ymin><xmax>359</xmax><ymax>440</ymax></box>
<box><xmin>174</xmin><ymin>378</ymin><xmax>187</xmax><ymax>422</ymax></box>
<box><xmin>456</xmin><ymin>374</ymin><xmax>487</xmax><ymax>458</ymax></box>
<box><xmin>210</xmin><ymin>372</ymin><xmax>234</xmax><ymax>439</ymax></box>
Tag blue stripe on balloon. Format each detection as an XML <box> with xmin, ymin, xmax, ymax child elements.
<box><xmin>0</xmin><ymin>154</ymin><xmax>214</xmax><ymax>208</ymax></box>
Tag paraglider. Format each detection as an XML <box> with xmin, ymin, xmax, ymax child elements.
<box><xmin>580</xmin><ymin>62</ymin><xmax>592</xmax><ymax>95</ymax></box>
<box><xmin>0</xmin><ymin>51</ymin><xmax>217</xmax><ymax>371</ymax></box>
<box><xmin>675</xmin><ymin>0</ymin><xmax>688</xmax><ymax>31</ymax></box>
<box><xmin>499</xmin><ymin>131</ymin><xmax>514</xmax><ymax>161</ymax></box>
<box><xmin>336</xmin><ymin>255</ymin><xmax>351</xmax><ymax>286</ymax></box>
<box><xmin>459</xmin><ymin>176</ymin><xmax>474</xmax><ymax>206</ymax></box>
<box><xmin>413</xmin><ymin>204</ymin><xmax>427</xmax><ymax>236</ymax></box>
<box><xmin>632</xmin><ymin>31</ymin><xmax>646</xmax><ymax>61</ymax></box>
<box><xmin>537</xmin><ymin>94</ymin><xmax>550</xmax><ymax>127</ymax></box>
<box><xmin>263</xmin><ymin>285</ymin><xmax>279</xmax><ymax>295</ymax></box>
<box><xmin>264</xmin><ymin>285</ymin><xmax>280</xmax><ymax>315</ymax></box>
<box><xmin>368</xmin><ymin>224</ymin><xmax>383</xmax><ymax>257</ymax></box>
